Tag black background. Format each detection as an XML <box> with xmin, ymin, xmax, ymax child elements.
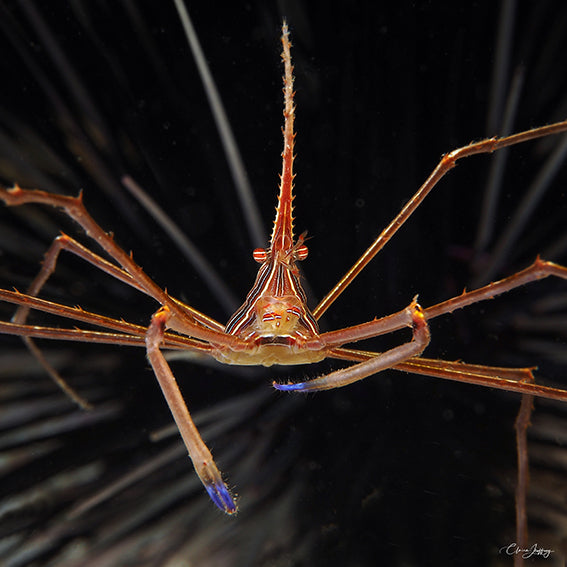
<box><xmin>1</xmin><ymin>1</ymin><xmax>567</xmax><ymax>566</ymax></box>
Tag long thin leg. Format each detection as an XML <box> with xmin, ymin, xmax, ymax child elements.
<box><xmin>425</xmin><ymin>258</ymin><xmax>567</xmax><ymax>321</ymax></box>
<box><xmin>18</xmin><ymin>334</ymin><xmax>92</xmax><ymax>409</ymax></box>
<box><xmin>145</xmin><ymin>305</ymin><xmax>237</xmax><ymax>514</ymax></box>
<box><xmin>306</xmin><ymin>300</ymin><xmax>427</xmax><ymax>349</ymax></box>
<box><xmin>0</xmin><ymin>288</ymin><xmax>213</xmax><ymax>351</ymax></box>
<box><xmin>313</xmin><ymin>120</ymin><xmax>567</xmax><ymax>319</ymax></box>
<box><xmin>323</xmin><ymin>258</ymin><xmax>567</xmax><ymax>338</ymax></box>
<box><xmin>275</xmin><ymin>301</ymin><xmax>429</xmax><ymax>392</ymax></box>
<box><xmin>10</xmin><ymin>233</ymin><xmax>150</xmax><ymax>408</ymax></box>
<box><xmin>8</xmin><ymin>230</ymin><xmax>224</xmax><ymax>406</ymax></box>
<box><xmin>328</xmin><ymin>346</ymin><xmax>567</xmax><ymax>403</ymax></box>
<box><xmin>0</xmin><ymin>186</ymin><xmax>243</xmax><ymax>348</ymax></box>
<box><xmin>333</xmin><ymin>341</ymin><xmax>539</xmax><ymax>564</ymax></box>
<box><xmin>15</xmin><ymin>233</ymin><xmax>147</xmax><ymax>303</ymax></box>
<box><xmin>515</xmin><ymin>393</ymin><xmax>534</xmax><ymax>565</ymax></box>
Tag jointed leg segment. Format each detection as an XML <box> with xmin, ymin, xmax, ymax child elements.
<box><xmin>0</xmin><ymin>186</ymin><xmax>236</xmax><ymax>343</ymax></box>
<box><xmin>275</xmin><ymin>300</ymin><xmax>430</xmax><ymax>392</ymax></box>
<box><xmin>277</xmin><ymin>258</ymin><xmax>567</xmax><ymax>400</ymax></box>
<box><xmin>313</xmin><ymin>122</ymin><xmax>567</xmax><ymax>320</ymax></box>
<box><xmin>146</xmin><ymin>306</ymin><xmax>237</xmax><ymax>514</ymax></box>
<box><xmin>424</xmin><ymin>257</ymin><xmax>567</xmax><ymax>321</ymax></box>
<box><xmin>10</xmin><ymin>233</ymin><xmax>148</xmax><ymax>408</ymax></box>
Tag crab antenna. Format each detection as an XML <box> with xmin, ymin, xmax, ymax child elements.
<box><xmin>270</xmin><ymin>21</ymin><xmax>296</xmax><ymax>254</ymax></box>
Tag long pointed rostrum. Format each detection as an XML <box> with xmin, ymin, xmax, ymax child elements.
<box><xmin>222</xmin><ymin>21</ymin><xmax>318</xmax><ymax>346</ymax></box>
<box><xmin>272</xmin><ymin>20</ymin><xmax>296</xmax><ymax>254</ymax></box>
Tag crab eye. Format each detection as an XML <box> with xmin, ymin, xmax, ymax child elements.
<box><xmin>253</xmin><ymin>248</ymin><xmax>268</xmax><ymax>263</ymax></box>
<box><xmin>294</xmin><ymin>244</ymin><xmax>308</xmax><ymax>261</ymax></box>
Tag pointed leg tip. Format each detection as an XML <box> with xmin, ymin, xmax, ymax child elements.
<box><xmin>205</xmin><ymin>482</ymin><xmax>238</xmax><ymax>515</ymax></box>
<box><xmin>273</xmin><ymin>380</ymin><xmax>306</xmax><ymax>392</ymax></box>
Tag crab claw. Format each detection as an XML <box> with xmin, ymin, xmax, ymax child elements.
<box><xmin>273</xmin><ymin>380</ymin><xmax>307</xmax><ymax>392</ymax></box>
<box><xmin>196</xmin><ymin>460</ymin><xmax>238</xmax><ymax>514</ymax></box>
<box><xmin>204</xmin><ymin>480</ymin><xmax>238</xmax><ymax>515</ymax></box>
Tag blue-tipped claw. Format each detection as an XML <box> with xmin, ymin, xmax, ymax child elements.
<box><xmin>273</xmin><ymin>380</ymin><xmax>307</xmax><ymax>392</ymax></box>
<box><xmin>205</xmin><ymin>481</ymin><xmax>238</xmax><ymax>515</ymax></box>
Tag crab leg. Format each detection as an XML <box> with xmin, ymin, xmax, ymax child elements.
<box><xmin>145</xmin><ymin>306</ymin><xmax>237</xmax><ymax>514</ymax></box>
<box><xmin>275</xmin><ymin>301</ymin><xmax>429</xmax><ymax>391</ymax></box>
